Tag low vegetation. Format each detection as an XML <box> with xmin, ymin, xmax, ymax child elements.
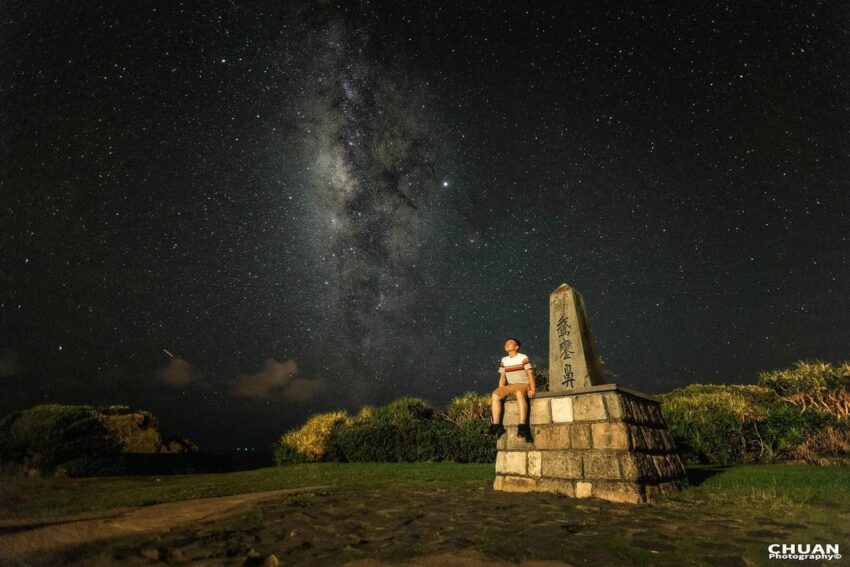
<box><xmin>0</xmin><ymin>404</ymin><xmax>198</xmax><ymax>477</ymax></box>
<box><xmin>275</xmin><ymin>360</ymin><xmax>850</xmax><ymax>468</ymax></box>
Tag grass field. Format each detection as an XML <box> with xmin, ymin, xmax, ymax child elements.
<box><xmin>2</xmin><ymin>463</ymin><xmax>849</xmax><ymax>566</ymax></box>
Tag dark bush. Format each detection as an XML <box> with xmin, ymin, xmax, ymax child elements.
<box><xmin>0</xmin><ymin>403</ymin><xmax>199</xmax><ymax>476</ymax></box>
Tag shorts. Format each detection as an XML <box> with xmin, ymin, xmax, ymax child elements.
<box><xmin>492</xmin><ymin>382</ymin><xmax>531</xmax><ymax>398</ymax></box>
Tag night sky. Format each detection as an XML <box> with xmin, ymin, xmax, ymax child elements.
<box><xmin>1</xmin><ymin>1</ymin><xmax>847</xmax><ymax>451</ymax></box>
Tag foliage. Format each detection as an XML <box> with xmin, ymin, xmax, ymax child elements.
<box><xmin>444</xmin><ymin>392</ymin><xmax>491</xmax><ymax>425</ymax></box>
<box><xmin>661</xmin><ymin>379</ymin><xmax>842</xmax><ymax>465</ymax></box>
<box><xmin>534</xmin><ymin>367</ymin><xmax>550</xmax><ymax>392</ymax></box>
<box><xmin>96</xmin><ymin>410</ymin><xmax>163</xmax><ymax>453</ymax></box>
<box><xmin>275</xmin><ymin>394</ymin><xmax>496</xmax><ymax>465</ymax></box>
<box><xmin>758</xmin><ymin>360</ymin><xmax>850</xmax><ymax>418</ymax></box>
<box><xmin>0</xmin><ymin>404</ymin><xmax>198</xmax><ymax>477</ymax></box>
<box><xmin>369</xmin><ymin>397</ymin><xmax>433</xmax><ymax>424</ymax></box>
<box><xmin>277</xmin><ymin>410</ymin><xmax>352</xmax><ymax>462</ymax></box>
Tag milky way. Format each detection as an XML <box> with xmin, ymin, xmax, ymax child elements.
<box><xmin>286</xmin><ymin>2</ymin><xmax>467</xmax><ymax>404</ymax></box>
<box><xmin>0</xmin><ymin>1</ymin><xmax>846</xmax><ymax>450</ymax></box>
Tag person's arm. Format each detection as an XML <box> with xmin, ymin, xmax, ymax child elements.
<box><xmin>498</xmin><ymin>367</ymin><xmax>506</xmax><ymax>388</ymax></box>
<box><xmin>523</xmin><ymin>357</ymin><xmax>536</xmax><ymax>397</ymax></box>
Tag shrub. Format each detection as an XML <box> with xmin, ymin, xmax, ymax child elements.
<box><xmin>321</xmin><ymin>395</ymin><xmax>497</xmax><ymax>464</ymax></box>
<box><xmin>0</xmin><ymin>404</ymin><xmax>199</xmax><ymax>477</ymax></box>
<box><xmin>786</xmin><ymin>425</ymin><xmax>850</xmax><ymax>464</ymax></box>
<box><xmin>277</xmin><ymin>410</ymin><xmax>352</xmax><ymax>462</ymax></box>
<box><xmin>0</xmin><ymin>404</ymin><xmax>119</xmax><ymax>474</ymax></box>
<box><xmin>370</xmin><ymin>397</ymin><xmax>433</xmax><ymax>425</ymax></box>
<box><xmin>272</xmin><ymin>441</ymin><xmax>305</xmax><ymax>465</ymax></box>
<box><xmin>758</xmin><ymin>360</ymin><xmax>850</xmax><ymax>418</ymax></box>
<box><xmin>457</xmin><ymin>420</ymin><xmax>497</xmax><ymax>463</ymax></box>
<box><xmin>444</xmin><ymin>392</ymin><xmax>490</xmax><ymax>426</ymax></box>
<box><xmin>661</xmin><ymin>384</ymin><xmax>755</xmax><ymax>465</ymax></box>
<box><xmin>661</xmin><ymin>382</ymin><xmax>841</xmax><ymax>465</ymax></box>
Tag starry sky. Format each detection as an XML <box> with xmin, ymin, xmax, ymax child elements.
<box><xmin>1</xmin><ymin>1</ymin><xmax>847</xmax><ymax>451</ymax></box>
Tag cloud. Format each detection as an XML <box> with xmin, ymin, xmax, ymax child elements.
<box><xmin>0</xmin><ymin>351</ymin><xmax>22</xmax><ymax>377</ymax></box>
<box><xmin>283</xmin><ymin>377</ymin><xmax>329</xmax><ymax>402</ymax></box>
<box><xmin>157</xmin><ymin>357</ymin><xmax>202</xmax><ymax>387</ymax></box>
<box><xmin>231</xmin><ymin>358</ymin><xmax>327</xmax><ymax>402</ymax></box>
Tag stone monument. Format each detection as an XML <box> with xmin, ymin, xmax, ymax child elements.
<box><xmin>493</xmin><ymin>283</ymin><xmax>688</xmax><ymax>503</ymax></box>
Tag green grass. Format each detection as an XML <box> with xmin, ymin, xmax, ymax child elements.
<box><xmin>1</xmin><ymin>462</ymin><xmax>849</xmax><ymax>521</ymax></box>
<box><xmin>0</xmin><ymin>462</ymin><xmax>493</xmax><ymax>519</ymax></box>
<box><xmin>666</xmin><ymin>463</ymin><xmax>850</xmax><ymax>510</ymax></box>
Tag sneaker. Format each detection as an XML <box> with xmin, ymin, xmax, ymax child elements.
<box><xmin>485</xmin><ymin>423</ymin><xmax>506</xmax><ymax>437</ymax></box>
<box><xmin>516</xmin><ymin>423</ymin><xmax>530</xmax><ymax>439</ymax></box>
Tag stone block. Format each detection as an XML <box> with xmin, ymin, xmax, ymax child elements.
<box><xmin>583</xmin><ymin>451</ymin><xmax>621</xmax><ymax>480</ymax></box>
<box><xmin>538</xmin><ymin>478</ymin><xmax>575</xmax><ymax>497</ymax></box>
<box><xmin>592</xmin><ymin>481</ymin><xmax>645</xmax><ymax>504</ymax></box>
<box><xmin>532</xmin><ymin>424</ymin><xmax>571</xmax><ymax>450</ymax></box>
<box><xmin>627</xmin><ymin>424</ymin><xmax>648</xmax><ymax>451</ymax></box>
<box><xmin>672</xmin><ymin>455</ymin><xmax>687</xmax><ymax>478</ymax></box>
<box><xmin>603</xmin><ymin>392</ymin><xmax>624</xmax><ymax>419</ymax></box>
<box><xmin>527</xmin><ymin>451</ymin><xmax>542</xmax><ymax>477</ymax></box>
<box><xmin>646</xmin><ymin>428</ymin><xmax>665</xmax><ymax>451</ymax></box>
<box><xmin>550</xmin><ymin>396</ymin><xmax>574</xmax><ymax>423</ymax></box>
<box><xmin>620</xmin><ymin>453</ymin><xmax>656</xmax><ymax>481</ymax></box>
<box><xmin>573</xmin><ymin>394</ymin><xmax>606</xmax><ymax>421</ymax></box>
<box><xmin>591</xmin><ymin>422</ymin><xmax>629</xmax><ymax>449</ymax></box>
<box><xmin>570</xmin><ymin>423</ymin><xmax>592</xmax><ymax>449</ymax></box>
<box><xmin>621</xmin><ymin>397</ymin><xmax>638</xmax><ymax>422</ymax></box>
<box><xmin>497</xmin><ymin>451</ymin><xmax>527</xmax><ymax>475</ymax></box>
<box><xmin>576</xmin><ymin>481</ymin><xmax>592</xmax><ymax>498</ymax></box>
<box><xmin>645</xmin><ymin>479</ymin><xmax>688</xmax><ymax>501</ymax></box>
<box><xmin>503</xmin><ymin>401</ymin><xmax>520</xmax><ymax>426</ymax></box>
<box><xmin>541</xmin><ymin>451</ymin><xmax>582</xmax><ymax>479</ymax></box>
<box><xmin>650</xmin><ymin>454</ymin><xmax>683</xmax><ymax>480</ymax></box>
<box><xmin>501</xmin><ymin>475</ymin><xmax>537</xmax><ymax>493</ymax></box>
<box><xmin>659</xmin><ymin>429</ymin><xmax>675</xmax><ymax>451</ymax></box>
<box><xmin>530</xmin><ymin>398</ymin><xmax>551</xmax><ymax>424</ymax></box>
<box><xmin>493</xmin><ymin>475</ymin><xmax>504</xmax><ymax>490</ymax></box>
<box><xmin>496</xmin><ymin>433</ymin><xmax>506</xmax><ymax>451</ymax></box>
<box><xmin>506</xmin><ymin>428</ymin><xmax>533</xmax><ymax>450</ymax></box>
<box><xmin>648</xmin><ymin>403</ymin><xmax>663</xmax><ymax>425</ymax></box>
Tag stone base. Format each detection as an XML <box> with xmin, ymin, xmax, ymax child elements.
<box><xmin>492</xmin><ymin>384</ymin><xmax>688</xmax><ymax>504</ymax></box>
<box><xmin>493</xmin><ymin>475</ymin><xmax>688</xmax><ymax>504</ymax></box>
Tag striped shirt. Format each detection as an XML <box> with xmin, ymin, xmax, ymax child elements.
<box><xmin>500</xmin><ymin>353</ymin><xmax>533</xmax><ymax>384</ymax></box>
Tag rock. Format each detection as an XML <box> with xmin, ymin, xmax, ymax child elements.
<box><xmin>139</xmin><ymin>547</ymin><xmax>161</xmax><ymax>561</ymax></box>
<box><xmin>263</xmin><ymin>555</ymin><xmax>281</xmax><ymax>567</ymax></box>
<box><xmin>165</xmin><ymin>547</ymin><xmax>184</xmax><ymax>562</ymax></box>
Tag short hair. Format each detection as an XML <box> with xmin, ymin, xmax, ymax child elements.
<box><xmin>505</xmin><ymin>337</ymin><xmax>522</xmax><ymax>348</ymax></box>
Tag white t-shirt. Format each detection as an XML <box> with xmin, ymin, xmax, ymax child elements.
<box><xmin>500</xmin><ymin>353</ymin><xmax>532</xmax><ymax>384</ymax></box>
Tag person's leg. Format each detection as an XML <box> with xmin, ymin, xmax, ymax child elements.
<box><xmin>491</xmin><ymin>385</ymin><xmax>511</xmax><ymax>423</ymax></box>
<box><xmin>491</xmin><ymin>388</ymin><xmax>503</xmax><ymax>424</ymax></box>
<box><xmin>516</xmin><ymin>384</ymin><xmax>529</xmax><ymax>424</ymax></box>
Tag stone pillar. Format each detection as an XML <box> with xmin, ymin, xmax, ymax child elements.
<box><xmin>493</xmin><ymin>386</ymin><xmax>688</xmax><ymax>503</ymax></box>
<box><xmin>549</xmin><ymin>283</ymin><xmax>606</xmax><ymax>392</ymax></box>
<box><xmin>494</xmin><ymin>283</ymin><xmax>687</xmax><ymax>503</ymax></box>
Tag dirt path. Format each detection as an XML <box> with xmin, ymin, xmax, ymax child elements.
<box><xmin>0</xmin><ymin>485</ymin><xmax>330</xmax><ymax>562</ymax></box>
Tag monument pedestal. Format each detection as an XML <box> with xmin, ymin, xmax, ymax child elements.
<box><xmin>493</xmin><ymin>384</ymin><xmax>688</xmax><ymax>503</ymax></box>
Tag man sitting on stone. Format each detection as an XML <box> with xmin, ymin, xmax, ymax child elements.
<box><xmin>486</xmin><ymin>337</ymin><xmax>536</xmax><ymax>439</ymax></box>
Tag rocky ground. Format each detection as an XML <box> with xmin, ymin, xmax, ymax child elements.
<box><xmin>3</xmin><ymin>474</ymin><xmax>845</xmax><ymax>566</ymax></box>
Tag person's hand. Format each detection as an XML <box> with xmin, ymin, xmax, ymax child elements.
<box><xmin>528</xmin><ymin>389</ymin><xmax>536</xmax><ymax>398</ymax></box>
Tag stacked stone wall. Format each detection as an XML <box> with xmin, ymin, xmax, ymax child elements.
<box><xmin>493</xmin><ymin>385</ymin><xmax>687</xmax><ymax>503</ymax></box>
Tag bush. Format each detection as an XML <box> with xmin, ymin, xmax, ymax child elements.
<box><xmin>0</xmin><ymin>404</ymin><xmax>119</xmax><ymax>474</ymax></box>
<box><xmin>277</xmin><ymin>411</ymin><xmax>352</xmax><ymax>462</ymax></box>
<box><xmin>0</xmin><ymin>404</ymin><xmax>199</xmax><ymax>477</ymax></box>
<box><xmin>278</xmin><ymin>394</ymin><xmax>498</xmax><ymax>465</ymax></box>
<box><xmin>758</xmin><ymin>360</ymin><xmax>850</xmax><ymax>418</ymax></box>
<box><xmin>661</xmin><ymin>381</ymin><xmax>843</xmax><ymax>465</ymax></box>
<box><xmin>661</xmin><ymin>384</ymin><xmax>755</xmax><ymax>465</ymax></box>
<box><xmin>444</xmin><ymin>392</ymin><xmax>490</xmax><ymax>425</ymax></box>
<box><xmin>370</xmin><ymin>397</ymin><xmax>433</xmax><ymax>425</ymax></box>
